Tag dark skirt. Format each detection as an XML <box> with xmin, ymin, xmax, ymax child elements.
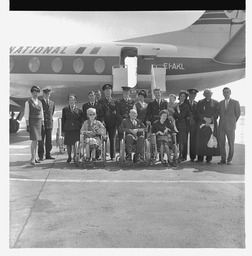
<box><xmin>196</xmin><ymin>126</ymin><xmax>220</xmax><ymax>156</ymax></box>
<box><xmin>64</xmin><ymin>130</ymin><xmax>80</xmax><ymax>145</ymax></box>
<box><xmin>29</xmin><ymin>118</ymin><xmax>42</xmax><ymax>141</ymax></box>
<box><xmin>176</xmin><ymin>127</ymin><xmax>187</xmax><ymax>144</ymax></box>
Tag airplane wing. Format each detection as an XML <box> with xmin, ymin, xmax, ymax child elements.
<box><xmin>213</xmin><ymin>23</ymin><xmax>245</xmax><ymax>64</ymax></box>
<box><xmin>10</xmin><ymin>99</ymin><xmax>22</xmax><ymax>112</ymax></box>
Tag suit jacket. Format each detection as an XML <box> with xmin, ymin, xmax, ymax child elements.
<box><xmin>41</xmin><ymin>98</ymin><xmax>55</xmax><ymax>129</ymax></box>
<box><xmin>218</xmin><ymin>98</ymin><xmax>241</xmax><ymax>131</ymax></box>
<box><xmin>99</xmin><ymin>97</ymin><xmax>118</xmax><ymax>127</ymax></box>
<box><xmin>82</xmin><ymin>101</ymin><xmax>103</xmax><ymax>122</ymax></box>
<box><xmin>61</xmin><ymin>106</ymin><xmax>83</xmax><ymax>132</ymax></box>
<box><xmin>119</xmin><ymin>118</ymin><xmax>146</xmax><ymax>138</ymax></box>
<box><xmin>146</xmin><ymin>98</ymin><xmax>168</xmax><ymax>123</ymax></box>
<box><xmin>116</xmin><ymin>98</ymin><xmax>135</xmax><ymax>126</ymax></box>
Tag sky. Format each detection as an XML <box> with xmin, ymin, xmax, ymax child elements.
<box><xmin>5</xmin><ymin>10</ymin><xmax>249</xmax><ymax>106</ymax></box>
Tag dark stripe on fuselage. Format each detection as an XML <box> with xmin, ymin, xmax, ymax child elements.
<box><xmin>10</xmin><ymin>55</ymin><xmax>119</xmax><ymax>75</ymax></box>
<box><xmin>10</xmin><ymin>55</ymin><xmax>245</xmax><ymax>76</ymax></box>
<box><xmin>75</xmin><ymin>47</ymin><xmax>87</xmax><ymax>54</ymax></box>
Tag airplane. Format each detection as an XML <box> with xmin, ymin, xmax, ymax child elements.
<box><xmin>9</xmin><ymin>10</ymin><xmax>245</xmax><ymax>133</ymax></box>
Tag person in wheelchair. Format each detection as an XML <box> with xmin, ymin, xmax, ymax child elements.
<box><xmin>151</xmin><ymin>109</ymin><xmax>177</xmax><ymax>166</ymax></box>
<box><xmin>80</xmin><ymin>108</ymin><xmax>106</xmax><ymax>162</ymax></box>
<box><xmin>119</xmin><ymin>109</ymin><xmax>146</xmax><ymax>162</ymax></box>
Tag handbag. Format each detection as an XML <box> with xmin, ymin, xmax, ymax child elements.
<box><xmin>207</xmin><ymin>124</ymin><xmax>218</xmax><ymax>148</ymax></box>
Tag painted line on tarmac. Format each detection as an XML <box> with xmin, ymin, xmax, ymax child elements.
<box><xmin>9</xmin><ymin>178</ymin><xmax>245</xmax><ymax>184</ymax></box>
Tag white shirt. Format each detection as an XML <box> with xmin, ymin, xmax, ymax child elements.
<box><xmin>133</xmin><ymin>101</ymin><xmax>148</xmax><ymax>111</ymax></box>
<box><xmin>24</xmin><ymin>98</ymin><xmax>44</xmax><ymax>121</ymax></box>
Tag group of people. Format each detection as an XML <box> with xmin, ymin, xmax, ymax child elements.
<box><xmin>24</xmin><ymin>83</ymin><xmax>241</xmax><ymax>167</ymax></box>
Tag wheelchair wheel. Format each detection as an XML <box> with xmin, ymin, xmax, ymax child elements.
<box><xmin>101</xmin><ymin>139</ymin><xmax>106</xmax><ymax>167</ymax></box>
<box><xmin>119</xmin><ymin>139</ymin><xmax>125</xmax><ymax>164</ymax></box>
<box><xmin>144</xmin><ymin>139</ymin><xmax>151</xmax><ymax>166</ymax></box>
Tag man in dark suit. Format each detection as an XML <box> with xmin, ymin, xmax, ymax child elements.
<box><xmin>119</xmin><ymin>109</ymin><xmax>146</xmax><ymax>162</ymax></box>
<box><xmin>146</xmin><ymin>88</ymin><xmax>168</xmax><ymax>125</ymax></box>
<box><xmin>99</xmin><ymin>84</ymin><xmax>118</xmax><ymax>160</ymax></box>
<box><xmin>82</xmin><ymin>91</ymin><xmax>103</xmax><ymax>122</ymax></box>
<box><xmin>116</xmin><ymin>86</ymin><xmax>135</xmax><ymax>140</ymax></box>
<box><xmin>185</xmin><ymin>89</ymin><xmax>199</xmax><ymax>162</ymax></box>
<box><xmin>38</xmin><ymin>87</ymin><xmax>55</xmax><ymax>160</ymax></box>
<box><xmin>218</xmin><ymin>87</ymin><xmax>241</xmax><ymax>165</ymax></box>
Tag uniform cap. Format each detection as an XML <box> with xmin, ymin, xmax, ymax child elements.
<box><xmin>187</xmin><ymin>89</ymin><xmax>199</xmax><ymax>94</ymax></box>
<box><xmin>68</xmin><ymin>94</ymin><xmax>77</xmax><ymax>100</ymax></box>
<box><xmin>30</xmin><ymin>85</ymin><xmax>40</xmax><ymax>93</ymax></box>
<box><xmin>102</xmin><ymin>84</ymin><xmax>113</xmax><ymax>91</ymax></box>
<box><xmin>42</xmin><ymin>87</ymin><xmax>52</xmax><ymax>93</ymax></box>
<box><xmin>121</xmin><ymin>86</ymin><xmax>131</xmax><ymax>91</ymax></box>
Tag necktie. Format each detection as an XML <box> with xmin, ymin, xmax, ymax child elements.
<box><xmin>225</xmin><ymin>100</ymin><xmax>228</xmax><ymax>109</ymax></box>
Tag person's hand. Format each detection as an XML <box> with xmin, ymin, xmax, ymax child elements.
<box><xmin>26</xmin><ymin>125</ymin><xmax>30</xmax><ymax>133</ymax></box>
<box><xmin>146</xmin><ymin>121</ymin><xmax>151</xmax><ymax>126</ymax></box>
<box><xmin>204</xmin><ymin>117</ymin><xmax>212</xmax><ymax>124</ymax></box>
<box><xmin>132</xmin><ymin>129</ymin><xmax>138</xmax><ymax>135</ymax></box>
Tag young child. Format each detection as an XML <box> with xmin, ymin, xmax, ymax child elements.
<box><xmin>167</xmin><ymin>94</ymin><xmax>179</xmax><ymax>133</ymax></box>
<box><xmin>80</xmin><ymin>108</ymin><xmax>106</xmax><ymax>161</ymax></box>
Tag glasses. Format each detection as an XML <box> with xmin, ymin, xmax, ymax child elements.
<box><xmin>89</xmin><ymin>114</ymin><xmax>95</xmax><ymax>116</ymax></box>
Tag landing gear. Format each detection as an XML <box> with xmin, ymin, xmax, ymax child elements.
<box><xmin>9</xmin><ymin>111</ymin><xmax>23</xmax><ymax>133</ymax></box>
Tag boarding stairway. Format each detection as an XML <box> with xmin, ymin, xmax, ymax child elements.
<box><xmin>112</xmin><ymin>63</ymin><xmax>166</xmax><ymax>100</ymax></box>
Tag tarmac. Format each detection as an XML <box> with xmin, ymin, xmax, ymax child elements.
<box><xmin>9</xmin><ymin>111</ymin><xmax>246</xmax><ymax>249</ymax></box>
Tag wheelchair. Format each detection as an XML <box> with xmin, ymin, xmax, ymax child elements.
<box><xmin>75</xmin><ymin>133</ymin><xmax>107</xmax><ymax>168</ymax></box>
<box><xmin>149</xmin><ymin>131</ymin><xmax>179</xmax><ymax>167</ymax></box>
<box><xmin>116</xmin><ymin>129</ymin><xmax>151</xmax><ymax>167</ymax></box>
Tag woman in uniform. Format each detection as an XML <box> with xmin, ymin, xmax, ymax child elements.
<box><xmin>24</xmin><ymin>85</ymin><xmax>44</xmax><ymax>165</ymax></box>
<box><xmin>133</xmin><ymin>89</ymin><xmax>148</xmax><ymax>125</ymax></box>
<box><xmin>62</xmin><ymin>94</ymin><xmax>83</xmax><ymax>163</ymax></box>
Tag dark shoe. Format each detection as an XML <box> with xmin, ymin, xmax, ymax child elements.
<box><xmin>126</xmin><ymin>154</ymin><xmax>132</xmax><ymax>161</ymax></box>
<box><xmin>110</xmin><ymin>158</ymin><xmax>114</xmax><ymax>161</ymax></box>
<box><xmin>196</xmin><ymin>159</ymin><xmax>203</xmax><ymax>163</ymax></box>
<box><xmin>92</xmin><ymin>158</ymin><xmax>97</xmax><ymax>162</ymax></box>
<box><xmin>31</xmin><ymin>161</ymin><xmax>35</xmax><ymax>165</ymax></box>
<box><xmin>35</xmin><ymin>159</ymin><xmax>40</xmax><ymax>163</ymax></box>
<box><xmin>38</xmin><ymin>157</ymin><xmax>44</xmax><ymax>161</ymax></box>
<box><xmin>46</xmin><ymin>155</ymin><xmax>55</xmax><ymax>160</ymax></box>
<box><xmin>218</xmin><ymin>160</ymin><xmax>226</xmax><ymax>165</ymax></box>
<box><xmin>206</xmin><ymin>160</ymin><xmax>211</xmax><ymax>164</ymax></box>
<box><xmin>227</xmin><ymin>161</ymin><xmax>232</xmax><ymax>165</ymax></box>
<box><xmin>67</xmin><ymin>157</ymin><xmax>72</xmax><ymax>163</ymax></box>
<box><xmin>190</xmin><ymin>159</ymin><xmax>195</xmax><ymax>162</ymax></box>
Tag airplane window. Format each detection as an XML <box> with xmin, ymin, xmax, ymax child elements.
<box><xmin>10</xmin><ymin>57</ymin><xmax>14</xmax><ymax>72</ymax></box>
<box><xmin>94</xmin><ymin>58</ymin><xmax>105</xmax><ymax>74</ymax></box>
<box><xmin>73</xmin><ymin>58</ymin><xmax>84</xmax><ymax>73</ymax></box>
<box><xmin>29</xmin><ymin>57</ymin><xmax>40</xmax><ymax>73</ymax></box>
<box><xmin>51</xmin><ymin>57</ymin><xmax>63</xmax><ymax>73</ymax></box>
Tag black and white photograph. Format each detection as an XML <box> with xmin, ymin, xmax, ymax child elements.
<box><xmin>4</xmin><ymin>1</ymin><xmax>251</xmax><ymax>255</ymax></box>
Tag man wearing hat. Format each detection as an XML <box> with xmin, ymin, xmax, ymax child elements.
<box><xmin>116</xmin><ymin>86</ymin><xmax>135</xmax><ymax>127</ymax></box>
<box><xmin>185</xmin><ymin>89</ymin><xmax>199</xmax><ymax>162</ymax></box>
<box><xmin>116</xmin><ymin>86</ymin><xmax>135</xmax><ymax>143</ymax></box>
<box><xmin>99</xmin><ymin>84</ymin><xmax>118</xmax><ymax>160</ymax></box>
<box><xmin>38</xmin><ymin>87</ymin><xmax>55</xmax><ymax>160</ymax></box>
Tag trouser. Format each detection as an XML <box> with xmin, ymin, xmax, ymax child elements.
<box><xmin>38</xmin><ymin>128</ymin><xmax>52</xmax><ymax>158</ymax></box>
<box><xmin>219</xmin><ymin>128</ymin><xmax>235</xmax><ymax>162</ymax></box>
<box><xmin>125</xmin><ymin>134</ymin><xmax>144</xmax><ymax>155</ymax></box>
<box><xmin>106</xmin><ymin>126</ymin><xmax>117</xmax><ymax>159</ymax></box>
<box><xmin>182</xmin><ymin>127</ymin><xmax>198</xmax><ymax>160</ymax></box>
<box><xmin>197</xmin><ymin>155</ymin><xmax>212</xmax><ymax>162</ymax></box>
